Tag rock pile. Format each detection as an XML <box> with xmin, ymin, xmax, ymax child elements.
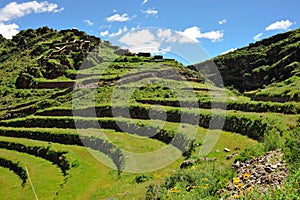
<box><xmin>219</xmin><ymin>150</ymin><xmax>287</xmax><ymax>199</ymax></box>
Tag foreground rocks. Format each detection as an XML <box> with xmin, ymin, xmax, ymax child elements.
<box><xmin>219</xmin><ymin>150</ymin><xmax>287</xmax><ymax>199</ymax></box>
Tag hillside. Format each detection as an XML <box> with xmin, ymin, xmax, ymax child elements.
<box><xmin>0</xmin><ymin>27</ymin><xmax>299</xmax><ymax>199</ymax></box>
<box><xmin>191</xmin><ymin>28</ymin><xmax>300</xmax><ymax>102</ymax></box>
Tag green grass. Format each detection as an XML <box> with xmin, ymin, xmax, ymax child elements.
<box><xmin>0</xmin><ymin>167</ymin><xmax>25</xmax><ymax>200</ymax></box>
<box><xmin>247</xmin><ymin>75</ymin><xmax>300</xmax><ymax>100</ymax></box>
<box><xmin>0</xmin><ymin>148</ymin><xmax>64</xmax><ymax>200</ymax></box>
<box><xmin>0</xmin><ymin>27</ymin><xmax>299</xmax><ymax>199</ymax></box>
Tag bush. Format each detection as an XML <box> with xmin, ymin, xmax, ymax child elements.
<box><xmin>135</xmin><ymin>174</ymin><xmax>153</xmax><ymax>183</ymax></box>
<box><xmin>263</xmin><ymin>128</ymin><xmax>285</xmax><ymax>152</ymax></box>
<box><xmin>284</xmin><ymin>123</ymin><xmax>300</xmax><ymax>171</ymax></box>
<box><xmin>146</xmin><ymin>163</ymin><xmax>227</xmax><ymax>199</ymax></box>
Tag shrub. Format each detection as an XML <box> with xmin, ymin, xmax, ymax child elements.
<box><xmin>146</xmin><ymin>163</ymin><xmax>226</xmax><ymax>199</ymax></box>
<box><xmin>263</xmin><ymin>128</ymin><xmax>285</xmax><ymax>152</ymax></box>
<box><xmin>284</xmin><ymin>122</ymin><xmax>300</xmax><ymax>171</ymax></box>
<box><xmin>135</xmin><ymin>174</ymin><xmax>153</xmax><ymax>183</ymax></box>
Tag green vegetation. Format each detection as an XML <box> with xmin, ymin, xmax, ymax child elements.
<box><xmin>0</xmin><ymin>27</ymin><xmax>299</xmax><ymax>199</ymax></box>
<box><xmin>191</xmin><ymin>28</ymin><xmax>300</xmax><ymax>101</ymax></box>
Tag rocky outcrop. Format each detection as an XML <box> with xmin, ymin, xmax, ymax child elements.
<box><xmin>219</xmin><ymin>150</ymin><xmax>287</xmax><ymax>199</ymax></box>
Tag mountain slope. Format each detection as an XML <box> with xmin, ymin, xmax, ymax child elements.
<box><xmin>191</xmin><ymin>28</ymin><xmax>300</xmax><ymax>101</ymax></box>
<box><xmin>0</xmin><ymin>27</ymin><xmax>299</xmax><ymax>199</ymax></box>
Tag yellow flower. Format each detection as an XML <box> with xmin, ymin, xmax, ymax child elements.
<box><xmin>233</xmin><ymin>177</ymin><xmax>240</xmax><ymax>184</ymax></box>
<box><xmin>231</xmin><ymin>195</ymin><xmax>240</xmax><ymax>199</ymax></box>
<box><xmin>236</xmin><ymin>183</ymin><xmax>244</xmax><ymax>189</ymax></box>
<box><xmin>191</xmin><ymin>166</ymin><xmax>197</xmax><ymax>170</ymax></box>
<box><xmin>243</xmin><ymin>173</ymin><xmax>250</xmax><ymax>180</ymax></box>
<box><xmin>247</xmin><ymin>187</ymin><xmax>254</xmax><ymax>193</ymax></box>
<box><xmin>202</xmin><ymin>177</ymin><xmax>208</xmax><ymax>181</ymax></box>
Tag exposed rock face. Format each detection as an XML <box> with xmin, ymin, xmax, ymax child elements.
<box><xmin>219</xmin><ymin>150</ymin><xmax>287</xmax><ymax>199</ymax></box>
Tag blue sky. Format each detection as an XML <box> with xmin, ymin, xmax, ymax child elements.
<box><xmin>0</xmin><ymin>0</ymin><xmax>299</xmax><ymax>63</ymax></box>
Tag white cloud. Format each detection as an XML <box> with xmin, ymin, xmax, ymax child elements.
<box><xmin>100</xmin><ymin>26</ymin><xmax>129</xmax><ymax>38</ymax></box>
<box><xmin>218</xmin><ymin>19</ymin><xmax>227</xmax><ymax>25</ymax></box>
<box><xmin>220</xmin><ymin>48</ymin><xmax>237</xmax><ymax>55</ymax></box>
<box><xmin>253</xmin><ymin>32</ymin><xmax>263</xmax><ymax>41</ymax></box>
<box><xmin>142</xmin><ymin>9</ymin><xmax>158</xmax><ymax>16</ymax></box>
<box><xmin>159</xmin><ymin>46</ymin><xmax>172</xmax><ymax>54</ymax></box>
<box><xmin>177</xmin><ymin>26</ymin><xmax>224</xmax><ymax>43</ymax></box>
<box><xmin>106</xmin><ymin>13</ymin><xmax>131</xmax><ymax>22</ymax></box>
<box><xmin>84</xmin><ymin>19</ymin><xmax>94</xmax><ymax>26</ymax></box>
<box><xmin>109</xmin><ymin>29</ymin><xmax>123</xmax><ymax>37</ymax></box>
<box><xmin>0</xmin><ymin>1</ymin><xmax>63</xmax><ymax>22</ymax></box>
<box><xmin>141</xmin><ymin>0</ymin><xmax>148</xmax><ymax>5</ymax></box>
<box><xmin>100</xmin><ymin>30</ymin><xmax>109</xmax><ymax>37</ymax></box>
<box><xmin>265</xmin><ymin>20</ymin><xmax>293</xmax><ymax>31</ymax></box>
<box><xmin>198</xmin><ymin>30</ymin><xmax>224</xmax><ymax>42</ymax></box>
<box><xmin>109</xmin><ymin>26</ymin><xmax>128</xmax><ymax>37</ymax></box>
<box><xmin>0</xmin><ymin>22</ymin><xmax>19</xmax><ymax>39</ymax></box>
<box><xmin>119</xmin><ymin>29</ymin><xmax>161</xmax><ymax>53</ymax></box>
<box><xmin>156</xmin><ymin>29</ymin><xmax>177</xmax><ymax>43</ymax></box>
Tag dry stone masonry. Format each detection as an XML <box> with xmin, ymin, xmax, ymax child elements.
<box><xmin>219</xmin><ymin>150</ymin><xmax>287</xmax><ymax>199</ymax></box>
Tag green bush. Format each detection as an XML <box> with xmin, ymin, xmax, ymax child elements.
<box><xmin>135</xmin><ymin>174</ymin><xmax>153</xmax><ymax>183</ymax></box>
<box><xmin>146</xmin><ymin>163</ymin><xmax>227</xmax><ymax>200</ymax></box>
<box><xmin>263</xmin><ymin>128</ymin><xmax>285</xmax><ymax>152</ymax></box>
<box><xmin>284</xmin><ymin>122</ymin><xmax>300</xmax><ymax>171</ymax></box>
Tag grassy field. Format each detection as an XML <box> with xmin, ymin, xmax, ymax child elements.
<box><xmin>0</xmin><ymin>27</ymin><xmax>299</xmax><ymax>199</ymax></box>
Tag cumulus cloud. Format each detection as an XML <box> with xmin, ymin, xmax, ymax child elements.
<box><xmin>0</xmin><ymin>1</ymin><xmax>63</xmax><ymax>22</ymax></box>
<box><xmin>156</xmin><ymin>29</ymin><xmax>178</xmax><ymax>43</ymax></box>
<box><xmin>0</xmin><ymin>22</ymin><xmax>19</xmax><ymax>39</ymax></box>
<box><xmin>218</xmin><ymin>19</ymin><xmax>227</xmax><ymax>25</ymax></box>
<box><xmin>119</xmin><ymin>29</ymin><xmax>161</xmax><ymax>53</ymax></box>
<box><xmin>265</xmin><ymin>20</ymin><xmax>293</xmax><ymax>31</ymax></box>
<box><xmin>84</xmin><ymin>19</ymin><xmax>94</xmax><ymax>26</ymax></box>
<box><xmin>142</xmin><ymin>9</ymin><xmax>158</xmax><ymax>16</ymax></box>
<box><xmin>0</xmin><ymin>1</ymin><xmax>63</xmax><ymax>38</ymax></box>
<box><xmin>106</xmin><ymin>13</ymin><xmax>132</xmax><ymax>22</ymax></box>
<box><xmin>177</xmin><ymin>26</ymin><xmax>224</xmax><ymax>43</ymax></box>
<box><xmin>253</xmin><ymin>32</ymin><xmax>263</xmax><ymax>41</ymax></box>
<box><xmin>100</xmin><ymin>30</ymin><xmax>109</xmax><ymax>37</ymax></box>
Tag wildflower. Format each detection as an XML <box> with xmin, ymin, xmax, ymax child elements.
<box><xmin>233</xmin><ymin>177</ymin><xmax>240</xmax><ymax>184</ymax></box>
<box><xmin>190</xmin><ymin>165</ymin><xmax>197</xmax><ymax>170</ymax></box>
<box><xmin>247</xmin><ymin>187</ymin><xmax>254</xmax><ymax>193</ymax></box>
<box><xmin>236</xmin><ymin>183</ymin><xmax>244</xmax><ymax>189</ymax></box>
<box><xmin>243</xmin><ymin>173</ymin><xmax>250</xmax><ymax>180</ymax></box>
<box><xmin>231</xmin><ymin>194</ymin><xmax>240</xmax><ymax>199</ymax></box>
<box><xmin>202</xmin><ymin>177</ymin><xmax>208</xmax><ymax>181</ymax></box>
